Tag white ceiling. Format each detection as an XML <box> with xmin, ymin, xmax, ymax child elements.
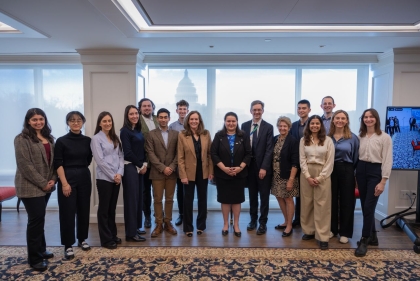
<box><xmin>0</xmin><ymin>0</ymin><xmax>420</xmax><ymax>58</ymax></box>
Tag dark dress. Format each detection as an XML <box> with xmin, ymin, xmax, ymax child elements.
<box><xmin>211</xmin><ymin>131</ymin><xmax>252</xmax><ymax>204</ymax></box>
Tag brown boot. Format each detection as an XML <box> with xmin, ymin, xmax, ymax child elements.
<box><xmin>164</xmin><ymin>222</ymin><xmax>178</xmax><ymax>235</ymax></box>
<box><xmin>151</xmin><ymin>223</ymin><xmax>163</xmax><ymax>237</ymax></box>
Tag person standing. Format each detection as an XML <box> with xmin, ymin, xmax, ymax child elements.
<box><xmin>120</xmin><ymin>105</ymin><xmax>148</xmax><ymax>242</ymax></box>
<box><xmin>145</xmin><ymin>108</ymin><xmax>179</xmax><ymax>237</ymax></box>
<box><xmin>299</xmin><ymin>115</ymin><xmax>335</xmax><ymax>250</ymax></box>
<box><xmin>355</xmin><ymin>108</ymin><xmax>392</xmax><ymax>257</ymax></box>
<box><xmin>271</xmin><ymin>116</ymin><xmax>299</xmax><ymax>237</ymax></box>
<box><xmin>241</xmin><ymin>100</ymin><xmax>273</xmax><ymax>235</ymax></box>
<box><xmin>178</xmin><ymin>110</ymin><xmax>213</xmax><ymax>236</ymax></box>
<box><xmin>91</xmin><ymin>111</ymin><xmax>124</xmax><ymax>249</ymax></box>
<box><xmin>138</xmin><ymin>98</ymin><xmax>159</xmax><ymax>229</ymax></box>
<box><xmin>328</xmin><ymin>110</ymin><xmax>359</xmax><ymax>244</ymax></box>
<box><xmin>169</xmin><ymin>99</ymin><xmax>190</xmax><ymax>226</ymax></box>
<box><xmin>14</xmin><ymin>108</ymin><xmax>56</xmax><ymax>271</ymax></box>
<box><xmin>409</xmin><ymin>116</ymin><xmax>416</xmax><ymax>131</ymax></box>
<box><xmin>290</xmin><ymin>99</ymin><xmax>311</xmax><ymax>227</ymax></box>
<box><xmin>211</xmin><ymin>112</ymin><xmax>251</xmax><ymax>237</ymax></box>
<box><xmin>54</xmin><ymin>111</ymin><xmax>92</xmax><ymax>260</ymax></box>
<box><xmin>320</xmin><ymin>96</ymin><xmax>336</xmax><ymax>134</ymax></box>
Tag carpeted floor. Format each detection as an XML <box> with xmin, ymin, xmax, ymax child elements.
<box><xmin>2</xmin><ymin>246</ymin><xmax>420</xmax><ymax>280</ymax></box>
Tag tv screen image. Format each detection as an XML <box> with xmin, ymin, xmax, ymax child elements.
<box><xmin>385</xmin><ymin>106</ymin><xmax>420</xmax><ymax>170</ymax></box>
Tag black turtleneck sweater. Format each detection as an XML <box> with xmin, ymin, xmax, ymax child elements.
<box><xmin>54</xmin><ymin>131</ymin><xmax>93</xmax><ymax>169</ymax></box>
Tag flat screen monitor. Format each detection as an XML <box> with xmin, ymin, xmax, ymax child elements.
<box><xmin>385</xmin><ymin>106</ymin><xmax>420</xmax><ymax>170</ymax></box>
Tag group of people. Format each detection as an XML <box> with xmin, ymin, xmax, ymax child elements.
<box><xmin>14</xmin><ymin>96</ymin><xmax>392</xmax><ymax>272</ymax></box>
<box><xmin>385</xmin><ymin>116</ymin><xmax>400</xmax><ymax>136</ymax></box>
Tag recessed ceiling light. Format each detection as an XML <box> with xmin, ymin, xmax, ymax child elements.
<box><xmin>264</xmin><ymin>39</ymin><xmax>271</xmax><ymax>42</ymax></box>
<box><xmin>209</xmin><ymin>45</ymin><xmax>214</xmax><ymax>48</ymax></box>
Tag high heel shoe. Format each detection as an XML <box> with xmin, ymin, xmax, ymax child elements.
<box><xmin>222</xmin><ymin>230</ymin><xmax>228</xmax><ymax>236</ymax></box>
<box><xmin>234</xmin><ymin>231</ymin><xmax>242</xmax><ymax>237</ymax></box>
<box><xmin>186</xmin><ymin>232</ymin><xmax>193</xmax><ymax>237</ymax></box>
<box><xmin>282</xmin><ymin>229</ymin><xmax>293</xmax><ymax>237</ymax></box>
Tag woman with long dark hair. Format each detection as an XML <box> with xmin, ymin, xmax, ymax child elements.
<box><xmin>120</xmin><ymin>105</ymin><xmax>147</xmax><ymax>242</ymax></box>
<box><xmin>299</xmin><ymin>115</ymin><xmax>334</xmax><ymax>250</ymax></box>
<box><xmin>54</xmin><ymin>111</ymin><xmax>92</xmax><ymax>260</ymax></box>
<box><xmin>14</xmin><ymin>108</ymin><xmax>56</xmax><ymax>271</ymax></box>
<box><xmin>91</xmin><ymin>111</ymin><xmax>124</xmax><ymax>249</ymax></box>
<box><xmin>211</xmin><ymin>112</ymin><xmax>251</xmax><ymax>237</ymax></box>
<box><xmin>328</xmin><ymin>110</ymin><xmax>359</xmax><ymax>244</ymax></box>
<box><xmin>355</xmin><ymin>108</ymin><xmax>392</xmax><ymax>257</ymax></box>
<box><xmin>178</xmin><ymin>110</ymin><xmax>213</xmax><ymax>237</ymax></box>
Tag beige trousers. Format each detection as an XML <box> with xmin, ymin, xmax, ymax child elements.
<box><xmin>152</xmin><ymin>178</ymin><xmax>176</xmax><ymax>224</ymax></box>
<box><xmin>300</xmin><ymin>163</ymin><xmax>332</xmax><ymax>242</ymax></box>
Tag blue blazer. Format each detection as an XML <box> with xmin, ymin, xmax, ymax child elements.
<box><xmin>240</xmin><ymin>119</ymin><xmax>273</xmax><ymax>175</ymax></box>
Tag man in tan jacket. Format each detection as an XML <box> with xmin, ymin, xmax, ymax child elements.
<box><xmin>145</xmin><ymin>108</ymin><xmax>178</xmax><ymax>237</ymax></box>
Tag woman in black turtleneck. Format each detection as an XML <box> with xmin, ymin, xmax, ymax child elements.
<box><xmin>54</xmin><ymin>111</ymin><xmax>92</xmax><ymax>260</ymax></box>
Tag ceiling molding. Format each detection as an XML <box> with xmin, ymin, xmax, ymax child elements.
<box><xmin>0</xmin><ymin>55</ymin><xmax>80</xmax><ymax>64</ymax></box>
<box><xmin>143</xmin><ymin>54</ymin><xmax>378</xmax><ymax>65</ymax></box>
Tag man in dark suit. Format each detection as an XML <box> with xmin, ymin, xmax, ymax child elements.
<box><xmin>241</xmin><ymin>100</ymin><xmax>273</xmax><ymax>235</ymax></box>
<box><xmin>290</xmin><ymin>99</ymin><xmax>311</xmax><ymax>227</ymax></box>
<box><xmin>145</xmin><ymin>108</ymin><xmax>179</xmax><ymax>237</ymax></box>
<box><xmin>410</xmin><ymin>116</ymin><xmax>416</xmax><ymax>131</ymax></box>
<box><xmin>138</xmin><ymin>98</ymin><xmax>159</xmax><ymax>230</ymax></box>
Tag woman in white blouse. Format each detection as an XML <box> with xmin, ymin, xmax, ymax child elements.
<box><xmin>354</xmin><ymin>108</ymin><xmax>392</xmax><ymax>257</ymax></box>
<box><xmin>299</xmin><ymin>115</ymin><xmax>335</xmax><ymax>250</ymax></box>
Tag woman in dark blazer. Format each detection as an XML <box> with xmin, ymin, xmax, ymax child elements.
<box><xmin>178</xmin><ymin>111</ymin><xmax>214</xmax><ymax>237</ymax></box>
<box><xmin>271</xmin><ymin>116</ymin><xmax>299</xmax><ymax>237</ymax></box>
<box><xmin>211</xmin><ymin>112</ymin><xmax>251</xmax><ymax>237</ymax></box>
<box><xmin>120</xmin><ymin>105</ymin><xmax>147</xmax><ymax>242</ymax></box>
<box><xmin>54</xmin><ymin>111</ymin><xmax>93</xmax><ymax>260</ymax></box>
<box><xmin>14</xmin><ymin>108</ymin><xmax>56</xmax><ymax>272</ymax></box>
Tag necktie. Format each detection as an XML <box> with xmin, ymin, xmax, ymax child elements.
<box><xmin>252</xmin><ymin>123</ymin><xmax>258</xmax><ymax>150</ymax></box>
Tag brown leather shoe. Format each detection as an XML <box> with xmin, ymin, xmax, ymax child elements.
<box><xmin>151</xmin><ymin>223</ymin><xmax>163</xmax><ymax>237</ymax></box>
<box><xmin>164</xmin><ymin>222</ymin><xmax>178</xmax><ymax>235</ymax></box>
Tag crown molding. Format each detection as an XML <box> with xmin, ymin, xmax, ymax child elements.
<box><xmin>0</xmin><ymin>54</ymin><xmax>80</xmax><ymax>64</ymax></box>
<box><xmin>77</xmin><ymin>48</ymin><xmax>139</xmax><ymax>65</ymax></box>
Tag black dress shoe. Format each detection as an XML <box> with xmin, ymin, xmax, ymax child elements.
<box><xmin>144</xmin><ymin>216</ymin><xmax>152</xmax><ymax>228</ymax></box>
<box><xmin>275</xmin><ymin>224</ymin><xmax>287</xmax><ymax>230</ymax></box>
<box><xmin>282</xmin><ymin>229</ymin><xmax>293</xmax><ymax>237</ymax></box>
<box><xmin>292</xmin><ymin>220</ymin><xmax>301</xmax><ymax>227</ymax></box>
<box><xmin>247</xmin><ymin>221</ymin><xmax>257</xmax><ymax>231</ymax></box>
<box><xmin>42</xmin><ymin>250</ymin><xmax>54</xmax><ymax>259</ymax></box>
<box><xmin>103</xmin><ymin>241</ymin><xmax>117</xmax><ymax>249</ymax></box>
<box><xmin>30</xmin><ymin>261</ymin><xmax>48</xmax><ymax>272</ymax></box>
<box><xmin>302</xmin><ymin>234</ymin><xmax>315</xmax><ymax>240</ymax></box>
<box><xmin>234</xmin><ymin>231</ymin><xmax>242</xmax><ymax>237</ymax></box>
<box><xmin>355</xmin><ymin>237</ymin><xmax>368</xmax><ymax>257</ymax></box>
<box><xmin>114</xmin><ymin>237</ymin><xmax>122</xmax><ymax>244</ymax></box>
<box><xmin>126</xmin><ymin>234</ymin><xmax>146</xmax><ymax>242</ymax></box>
<box><xmin>256</xmin><ymin>224</ymin><xmax>267</xmax><ymax>235</ymax></box>
<box><xmin>222</xmin><ymin>230</ymin><xmax>228</xmax><ymax>236</ymax></box>
<box><xmin>137</xmin><ymin>229</ymin><xmax>146</xmax><ymax>235</ymax></box>
<box><xmin>175</xmin><ymin>215</ymin><xmax>183</xmax><ymax>226</ymax></box>
<box><xmin>320</xmin><ymin>241</ymin><xmax>329</xmax><ymax>250</ymax></box>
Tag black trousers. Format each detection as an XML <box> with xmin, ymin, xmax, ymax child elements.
<box><xmin>122</xmin><ymin>164</ymin><xmax>144</xmax><ymax>237</ymax></box>
<box><xmin>294</xmin><ymin>170</ymin><xmax>301</xmax><ymax>222</ymax></box>
<box><xmin>248</xmin><ymin>161</ymin><xmax>271</xmax><ymax>225</ymax></box>
<box><xmin>355</xmin><ymin>161</ymin><xmax>382</xmax><ymax>238</ymax></box>
<box><xmin>183</xmin><ymin>162</ymin><xmax>208</xmax><ymax>233</ymax></box>
<box><xmin>143</xmin><ymin>168</ymin><xmax>153</xmax><ymax>218</ymax></box>
<box><xmin>96</xmin><ymin>179</ymin><xmax>120</xmax><ymax>245</ymax></box>
<box><xmin>21</xmin><ymin>193</ymin><xmax>51</xmax><ymax>265</ymax></box>
<box><xmin>330</xmin><ymin>162</ymin><xmax>355</xmax><ymax>238</ymax></box>
<box><xmin>176</xmin><ymin>177</ymin><xmax>184</xmax><ymax>216</ymax></box>
<box><xmin>57</xmin><ymin>167</ymin><xmax>91</xmax><ymax>246</ymax></box>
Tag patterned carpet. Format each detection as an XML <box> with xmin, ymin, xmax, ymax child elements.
<box><xmin>1</xmin><ymin>246</ymin><xmax>420</xmax><ymax>280</ymax></box>
<box><xmin>391</xmin><ymin>127</ymin><xmax>420</xmax><ymax>170</ymax></box>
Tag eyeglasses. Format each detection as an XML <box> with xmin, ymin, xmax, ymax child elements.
<box><xmin>69</xmin><ymin>119</ymin><xmax>83</xmax><ymax>124</ymax></box>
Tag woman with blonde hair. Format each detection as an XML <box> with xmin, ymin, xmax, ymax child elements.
<box><xmin>271</xmin><ymin>116</ymin><xmax>299</xmax><ymax>237</ymax></box>
<box><xmin>178</xmin><ymin>110</ymin><xmax>213</xmax><ymax>237</ymax></box>
<box><xmin>328</xmin><ymin>110</ymin><xmax>359</xmax><ymax>244</ymax></box>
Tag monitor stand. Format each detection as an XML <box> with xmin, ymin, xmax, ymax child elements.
<box><xmin>396</xmin><ymin>170</ymin><xmax>420</xmax><ymax>253</ymax></box>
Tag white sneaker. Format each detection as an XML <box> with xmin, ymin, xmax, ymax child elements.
<box><xmin>329</xmin><ymin>232</ymin><xmax>334</xmax><ymax>239</ymax></box>
<box><xmin>339</xmin><ymin>236</ymin><xmax>349</xmax><ymax>244</ymax></box>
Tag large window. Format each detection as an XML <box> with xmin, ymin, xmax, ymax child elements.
<box><xmin>146</xmin><ymin>65</ymin><xmax>369</xmax><ymax>209</ymax></box>
<box><xmin>0</xmin><ymin>66</ymin><xmax>83</xmax><ymax>208</ymax></box>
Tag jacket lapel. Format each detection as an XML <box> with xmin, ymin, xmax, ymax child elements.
<box><xmin>37</xmin><ymin>142</ymin><xmax>49</xmax><ymax>166</ymax></box>
<box><xmin>155</xmin><ymin>130</ymin><xmax>167</xmax><ymax>150</ymax></box>
<box><xmin>185</xmin><ymin>135</ymin><xmax>197</xmax><ymax>159</ymax></box>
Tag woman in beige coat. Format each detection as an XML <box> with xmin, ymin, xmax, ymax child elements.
<box><xmin>178</xmin><ymin>111</ymin><xmax>213</xmax><ymax>237</ymax></box>
<box><xmin>14</xmin><ymin>108</ymin><xmax>57</xmax><ymax>272</ymax></box>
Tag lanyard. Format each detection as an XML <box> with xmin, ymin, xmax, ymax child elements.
<box><xmin>250</xmin><ymin>124</ymin><xmax>258</xmax><ymax>136</ymax></box>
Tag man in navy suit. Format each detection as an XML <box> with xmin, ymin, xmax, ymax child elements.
<box><xmin>290</xmin><ymin>99</ymin><xmax>311</xmax><ymax>227</ymax></box>
<box><xmin>241</xmin><ymin>100</ymin><xmax>273</xmax><ymax>235</ymax></box>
